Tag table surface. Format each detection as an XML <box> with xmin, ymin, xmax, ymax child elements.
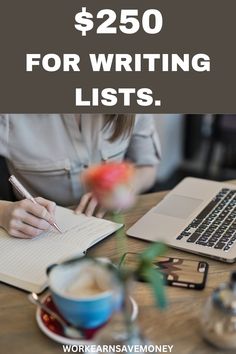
<box><xmin>0</xmin><ymin>181</ymin><xmax>236</xmax><ymax>354</ymax></box>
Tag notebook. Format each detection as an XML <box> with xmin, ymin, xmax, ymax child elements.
<box><xmin>0</xmin><ymin>206</ymin><xmax>122</xmax><ymax>293</ymax></box>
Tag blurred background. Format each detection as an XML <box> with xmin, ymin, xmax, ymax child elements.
<box><xmin>151</xmin><ymin>115</ymin><xmax>236</xmax><ymax>191</ymax></box>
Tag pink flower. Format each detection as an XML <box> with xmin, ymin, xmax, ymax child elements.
<box><xmin>82</xmin><ymin>163</ymin><xmax>136</xmax><ymax>210</ymax></box>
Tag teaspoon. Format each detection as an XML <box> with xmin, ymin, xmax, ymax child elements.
<box><xmin>28</xmin><ymin>292</ymin><xmax>83</xmax><ymax>339</ymax></box>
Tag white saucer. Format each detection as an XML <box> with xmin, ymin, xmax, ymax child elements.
<box><xmin>36</xmin><ymin>293</ymin><xmax>138</xmax><ymax>345</ymax></box>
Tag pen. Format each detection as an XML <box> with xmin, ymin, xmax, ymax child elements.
<box><xmin>9</xmin><ymin>175</ymin><xmax>62</xmax><ymax>233</ymax></box>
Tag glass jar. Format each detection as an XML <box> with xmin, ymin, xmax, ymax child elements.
<box><xmin>94</xmin><ymin>312</ymin><xmax>149</xmax><ymax>354</ymax></box>
<box><xmin>94</xmin><ymin>275</ymin><xmax>149</xmax><ymax>354</ymax></box>
<box><xmin>201</xmin><ymin>271</ymin><xmax>236</xmax><ymax>350</ymax></box>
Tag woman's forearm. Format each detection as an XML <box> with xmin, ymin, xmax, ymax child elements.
<box><xmin>133</xmin><ymin>166</ymin><xmax>157</xmax><ymax>194</ymax></box>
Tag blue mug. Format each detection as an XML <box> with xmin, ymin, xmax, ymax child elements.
<box><xmin>48</xmin><ymin>257</ymin><xmax>122</xmax><ymax>329</ymax></box>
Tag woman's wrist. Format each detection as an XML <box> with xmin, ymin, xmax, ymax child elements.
<box><xmin>133</xmin><ymin>166</ymin><xmax>156</xmax><ymax>194</ymax></box>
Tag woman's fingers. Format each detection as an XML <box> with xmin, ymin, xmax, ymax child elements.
<box><xmin>95</xmin><ymin>208</ymin><xmax>106</xmax><ymax>218</ymax></box>
<box><xmin>22</xmin><ymin>210</ymin><xmax>52</xmax><ymax>230</ymax></box>
<box><xmin>18</xmin><ymin>199</ymin><xmax>49</xmax><ymax>220</ymax></box>
<box><xmin>6</xmin><ymin>198</ymin><xmax>57</xmax><ymax>239</ymax></box>
<box><xmin>10</xmin><ymin>219</ymin><xmax>43</xmax><ymax>238</ymax></box>
<box><xmin>18</xmin><ymin>199</ymin><xmax>54</xmax><ymax>223</ymax></box>
<box><xmin>75</xmin><ymin>192</ymin><xmax>98</xmax><ymax>216</ymax></box>
<box><xmin>11</xmin><ymin>206</ymin><xmax>51</xmax><ymax>231</ymax></box>
<box><xmin>8</xmin><ymin>228</ymin><xmax>34</xmax><ymax>239</ymax></box>
<box><xmin>35</xmin><ymin>197</ymin><xmax>56</xmax><ymax>217</ymax></box>
<box><xmin>75</xmin><ymin>193</ymin><xmax>106</xmax><ymax>217</ymax></box>
<box><xmin>84</xmin><ymin>197</ymin><xmax>98</xmax><ymax>217</ymax></box>
<box><xmin>75</xmin><ymin>193</ymin><xmax>93</xmax><ymax>214</ymax></box>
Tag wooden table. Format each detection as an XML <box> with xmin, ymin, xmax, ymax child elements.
<box><xmin>0</xmin><ymin>182</ymin><xmax>236</xmax><ymax>354</ymax></box>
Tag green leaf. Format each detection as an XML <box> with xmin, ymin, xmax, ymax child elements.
<box><xmin>144</xmin><ymin>267</ymin><xmax>167</xmax><ymax>310</ymax></box>
<box><xmin>139</xmin><ymin>242</ymin><xmax>167</xmax><ymax>263</ymax></box>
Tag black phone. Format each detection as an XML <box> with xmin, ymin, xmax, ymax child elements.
<box><xmin>119</xmin><ymin>252</ymin><xmax>209</xmax><ymax>290</ymax></box>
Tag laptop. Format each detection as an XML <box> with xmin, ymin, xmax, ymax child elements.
<box><xmin>127</xmin><ymin>178</ymin><xmax>236</xmax><ymax>263</ymax></box>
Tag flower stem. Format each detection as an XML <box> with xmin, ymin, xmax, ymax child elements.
<box><xmin>113</xmin><ymin>212</ymin><xmax>127</xmax><ymax>259</ymax></box>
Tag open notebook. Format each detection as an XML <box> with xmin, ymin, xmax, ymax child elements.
<box><xmin>0</xmin><ymin>206</ymin><xmax>122</xmax><ymax>293</ymax></box>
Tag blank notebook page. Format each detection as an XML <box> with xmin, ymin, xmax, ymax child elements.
<box><xmin>0</xmin><ymin>206</ymin><xmax>121</xmax><ymax>289</ymax></box>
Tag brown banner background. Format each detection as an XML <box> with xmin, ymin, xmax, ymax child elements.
<box><xmin>0</xmin><ymin>0</ymin><xmax>235</xmax><ymax>113</ymax></box>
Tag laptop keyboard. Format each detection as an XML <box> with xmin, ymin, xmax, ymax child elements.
<box><xmin>176</xmin><ymin>188</ymin><xmax>236</xmax><ymax>252</ymax></box>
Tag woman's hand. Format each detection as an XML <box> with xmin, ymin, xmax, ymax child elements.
<box><xmin>75</xmin><ymin>166</ymin><xmax>156</xmax><ymax>218</ymax></box>
<box><xmin>75</xmin><ymin>193</ymin><xmax>106</xmax><ymax>218</ymax></box>
<box><xmin>0</xmin><ymin>198</ymin><xmax>56</xmax><ymax>239</ymax></box>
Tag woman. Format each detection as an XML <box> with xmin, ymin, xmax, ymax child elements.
<box><xmin>0</xmin><ymin>114</ymin><xmax>161</xmax><ymax>238</ymax></box>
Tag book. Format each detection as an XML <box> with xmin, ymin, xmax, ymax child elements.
<box><xmin>0</xmin><ymin>206</ymin><xmax>122</xmax><ymax>293</ymax></box>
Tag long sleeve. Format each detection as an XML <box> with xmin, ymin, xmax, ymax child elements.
<box><xmin>125</xmin><ymin>114</ymin><xmax>161</xmax><ymax>166</ymax></box>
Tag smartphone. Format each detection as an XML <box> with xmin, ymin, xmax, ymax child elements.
<box><xmin>119</xmin><ymin>252</ymin><xmax>209</xmax><ymax>290</ymax></box>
